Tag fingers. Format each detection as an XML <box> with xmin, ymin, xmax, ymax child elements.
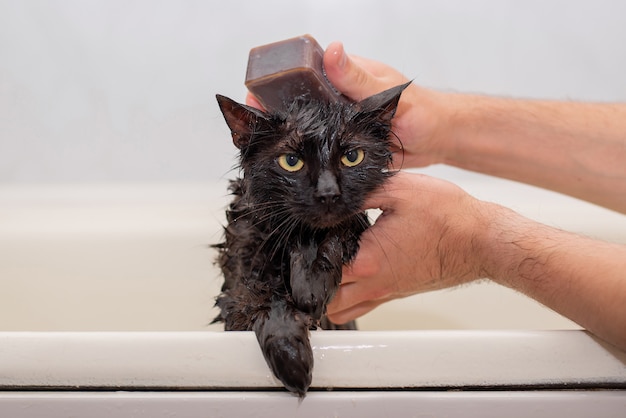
<box><xmin>327</xmin><ymin>227</ymin><xmax>394</xmax><ymax>323</ymax></box>
<box><xmin>328</xmin><ymin>173</ymin><xmax>417</xmax><ymax>322</ymax></box>
<box><xmin>340</xmin><ymin>229</ymin><xmax>383</xmax><ymax>284</ymax></box>
<box><xmin>328</xmin><ymin>274</ymin><xmax>398</xmax><ymax>324</ymax></box>
<box><xmin>324</xmin><ymin>41</ymin><xmax>396</xmax><ymax>102</ymax></box>
<box><xmin>326</xmin><ymin>296</ymin><xmax>383</xmax><ymax>325</ymax></box>
<box><xmin>245</xmin><ymin>92</ymin><xmax>265</xmax><ymax>110</ymax></box>
<box><xmin>246</xmin><ymin>41</ymin><xmax>387</xmax><ymax>108</ymax></box>
<box><xmin>248</xmin><ymin>41</ymin><xmax>408</xmax><ymax>112</ymax></box>
<box><xmin>360</xmin><ymin>171</ymin><xmax>416</xmax><ymax>211</ymax></box>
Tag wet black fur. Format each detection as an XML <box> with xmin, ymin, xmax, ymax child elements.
<box><xmin>213</xmin><ymin>82</ymin><xmax>409</xmax><ymax>397</ymax></box>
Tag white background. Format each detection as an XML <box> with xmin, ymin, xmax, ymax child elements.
<box><xmin>2</xmin><ymin>0</ymin><xmax>626</xmax><ymax>183</ymax></box>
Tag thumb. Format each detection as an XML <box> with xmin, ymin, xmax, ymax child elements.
<box><xmin>323</xmin><ymin>41</ymin><xmax>388</xmax><ymax>102</ymax></box>
<box><xmin>360</xmin><ymin>172</ymin><xmax>411</xmax><ymax>212</ymax></box>
<box><xmin>245</xmin><ymin>92</ymin><xmax>265</xmax><ymax>111</ymax></box>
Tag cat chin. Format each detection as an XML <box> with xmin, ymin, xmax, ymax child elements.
<box><xmin>305</xmin><ymin>213</ymin><xmax>353</xmax><ymax>230</ymax></box>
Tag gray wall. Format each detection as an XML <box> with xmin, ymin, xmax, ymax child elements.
<box><xmin>2</xmin><ymin>0</ymin><xmax>625</xmax><ymax>183</ymax></box>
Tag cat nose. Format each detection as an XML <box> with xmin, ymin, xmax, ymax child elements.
<box><xmin>315</xmin><ymin>170</ymin><xmax>340</xmax><ymax>204</ymax></box>
<box><xmin>317</xmin><ymin>192</ymin><xmax>340</xmax><ymax>204</ymax></box>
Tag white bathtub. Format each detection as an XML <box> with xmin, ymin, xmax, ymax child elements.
<box><xmin>1</xmin><ymin>330</ymin><xmax>625</xmax><ymax>417</ymax></box>
<box><xmin>4</xmin><ymin>175</ymin><xmax>625</xmax><ymax>332</ymax></box>
<box><xmin>1</xmin><ymin>175</ymin><xmax>625</xmax><ymax>416</ymax></box>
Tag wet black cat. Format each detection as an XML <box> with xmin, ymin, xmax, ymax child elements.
<box><xmin>213</xmin><ymin>82</ymin><xmax>409</xmax><ymax>397</ymax></box>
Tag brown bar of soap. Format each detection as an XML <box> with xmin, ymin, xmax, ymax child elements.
<box><xmin>245</xmin><ymin>34</ymin><xmax>347</xmax><ymax>112</ymax></box>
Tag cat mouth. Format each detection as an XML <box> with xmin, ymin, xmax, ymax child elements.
<box><xmin>305</xmin><ymin>209</ymin><xmax>350</xmax><ymax>229</ymax></box>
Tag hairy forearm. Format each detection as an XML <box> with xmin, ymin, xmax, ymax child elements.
<box><xmin>480</xmin><ymin>204</ymin><xmax>626</xmax><ymax>350</ymax></box>
<box><xmin>440</xmin><ymin>95</ymin><xmax>626</xmax><ymax>213</ymax></box>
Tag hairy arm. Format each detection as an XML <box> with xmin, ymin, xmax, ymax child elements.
<box><xmin>327</xmin><ymin>172</ymin><xmax>626</xmax><ymax>350</ymax></box>
<box><xmin>442</xmin><ymin>96</ymin><xmax>626</xmax><ymax>213</ymax></box>
<box><xmin>323</xmin><ymin>42</ymin><xmax>626</xmax><ymax>213</ymax></box>
<box><xmin>481</xmin><ymin>202</ymin><xmax>626</xmax><ymax>350</ymax></box>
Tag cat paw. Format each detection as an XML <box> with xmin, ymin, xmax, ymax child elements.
<box><xmin>254</xmin><ymin>302</ymin><xmax>314</xmax><ymax>397</ymax></box>
<box><xmin>291</xmin><ymin>291</ymin><xmax>322</xmax><ymax>321</ymax></box>
<box><xmin>262</xmin><ymin>333</ymin><xmax>313</xmax><ymax>397</ymax></box>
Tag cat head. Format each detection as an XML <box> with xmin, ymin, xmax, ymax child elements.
<box><xmin>216</xmin><ymin>82</ymin><xmax>409</xmax><ymax>229</ymax></box>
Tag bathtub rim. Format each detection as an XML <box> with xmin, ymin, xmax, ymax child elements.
<box><xmin>1</xmin><ymin>330</ymin><xmax>624</xmax><ymax>391</ymax></box>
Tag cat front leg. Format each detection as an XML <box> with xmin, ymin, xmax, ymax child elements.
<box><xmin>213</xmin><ymin>280</ymin><xmax>273</xmax><ymax>331</ymax></box>
<box><xmin>290</xmin><ymin>234</ymin><xmax>343</xmax><ymax>322</ymax></box>
<box><xmin>216</xmin><ymin>281</ymin><xmax>314</xmax><ymax>397</ymax></box>
<box><xmin>253</xmin><ymin>299</ymin><xmax>313</xmax><ymax>397</ymax></box>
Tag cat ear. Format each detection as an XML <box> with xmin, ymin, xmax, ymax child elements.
<box><xmin>216</xmin><ymin>94</ymin><xmax>272</xmax><ymax>149</ymax></box>
<box><xmin>356</xmin><ymin>81</ymin><xmax>412</xmax><ymax>123</ymax></box>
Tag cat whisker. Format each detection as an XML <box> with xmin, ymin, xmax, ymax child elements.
<box><xmin>229</xmin><ymin>202</ymin><xmax>290</xmax><ymax>226</ymax></box>
<box><xmin>255</xmin><ymin>217</ymin><xmax>301</xmax><ymax>287</ymax></box>
<box><xmin>361</xmin><ymin>206</ymin><xmax>413</xmax><ymax>292</ymax></box>
<box><xmin>389</xmin><ymin>130</ymin><xmax>405</xmax><ymax>170</ymax></box>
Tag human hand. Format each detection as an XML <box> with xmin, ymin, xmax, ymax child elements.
<box><xmin>326</xmin><ymin>171</ymin><xmax>488</xmax><ymax>324</ymax></box>
<box><xmin>322</xmin><ymin>42</ymin><xmax>451</xmax><ymax>169</ymax></box>
<box><xmin>245</xmin><ymin>41</ymin><xmax>452</xmax><ymax>169</ymax></box>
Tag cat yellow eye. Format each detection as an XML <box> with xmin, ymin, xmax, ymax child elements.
<box><xmin>341</xmin><ymin>149</ymin><xmax>365</xmax><ymax>167</ymax></box>
<box><xmin>277</xmin><ymin>153</ymin><xmax>304</xmax><ymax>172</ymax></box>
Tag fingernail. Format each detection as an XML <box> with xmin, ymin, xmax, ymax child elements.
<box><xmin>334</xmin><ymin>43</ymin><xmax>347</xmax><ymax>69</ymax></box>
